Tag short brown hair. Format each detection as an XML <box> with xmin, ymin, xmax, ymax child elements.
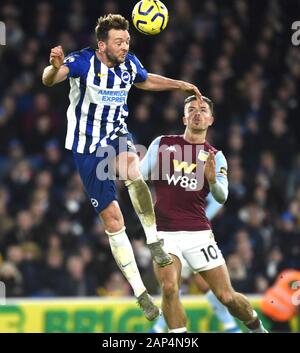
<box><xmin>95</xmin><ymin>14</ymin><xmax>129</xmax><ymax>42</ymax></box>
<box><xmin>184</xmin><ymin>95</ymin><xmax>214</xmax><ymax>115</ymax></box>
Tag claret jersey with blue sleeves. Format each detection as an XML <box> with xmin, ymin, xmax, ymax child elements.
<box><xmin>63</xmin><ymin>47</ymin><xmax>148</xmax><ymax>154</ymax></box>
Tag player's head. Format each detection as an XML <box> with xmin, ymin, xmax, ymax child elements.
<box><xmin>183</xmin><ymin>95</ymin><xmax>214</xmax><ymax>133</ymax></box>
<box><xmin>95</xmin><ymin>14</ymin><xmax>130</xmax><ymax>65</ymax></box>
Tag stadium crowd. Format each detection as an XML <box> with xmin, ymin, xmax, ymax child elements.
<box><xmin>0</xmin><ymin>0</ymin><xmax>300</xmax><ymax>298</ymax></box>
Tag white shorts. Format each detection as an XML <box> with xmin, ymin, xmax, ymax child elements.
<box><xmin>158</xmin><ymin>230</ymin><xmax>225</xmax><ymax>276</ymax></box>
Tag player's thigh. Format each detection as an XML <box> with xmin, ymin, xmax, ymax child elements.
<box><xmin>181</xmin><ymin>258</ymin><xmax>193</xmax><ymax>281</ymax></box>
<box><xmin>113</xmin><ymin>133</ymin><xmax>140</xmax><ymax>181</ymax></box>
<box><xmin>154</xmin><ymin>255</ymin><xmax>182</xmax><ymax>289</ymax></box>
<box><xmin>193</xmin><ymin>274</ymin><xmax>210</xmax><ymax>293</ymax></box>
<box><xmin>73</xmin><ymin>151</ymin><xmax>118</xmax><ymax>214</ymax></box>
<box><xmin>199</xmin><ymin>264</ymin><xmax>234</xmax><ymax>296</ymax></box>
<box><xmin>115</xmin><ymin>151</ymin><xmax>140</xmax><ymax>181</ymax></box>
<box><xmin>158</xmin><ymin>231</ymin><xmax>186</xmax><ymax>287</ymax></box>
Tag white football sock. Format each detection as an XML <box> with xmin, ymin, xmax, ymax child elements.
<box><xmin>168</xmin><ymin>327</ymin><xmax>187</xmax><ymax>333</ymax></box>
<box><xmin>106</xmin><ymin>227</ymin><xmax>146</xmax><ymax>298</ymax></box>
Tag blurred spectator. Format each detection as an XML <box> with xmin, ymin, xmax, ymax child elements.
<box><xmin>0</xmin><ymin>262</ymin><xmax>24</xmax><ymax>297</ymax></box>
<box><xmin>60</xmin><ymin>255</ymin><xmax>97</xmax><ymax>296</ymax></box>
<box><xmin>101</xmin><ymin>271</ymin><xmax>131</xmax><ymax>297</ymax></box>
<box><xmin>40</xmin><ymin>249</ymin><xmax>65</xmax><ymax>296</ymax></box>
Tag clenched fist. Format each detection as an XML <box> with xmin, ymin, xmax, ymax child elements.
<box><xmin>50</xmin><ymin>45</ymin><xmax>64</xmax><ymax>69</ymax></box>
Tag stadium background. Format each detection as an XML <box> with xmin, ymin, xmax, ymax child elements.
<box><xmin>0</xmin><ymin>0</ymin><xmax>300</xmax><ymax>332</ymax></box>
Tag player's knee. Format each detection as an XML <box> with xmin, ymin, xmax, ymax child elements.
<box><xmin>161</xmin><ymin>280</ymin><xmax>179</xmax><ymax>299</ymax></box>
<box><xmin>216</xmin><ymin>291</ymin><xmax>236</xmax><ymax>307</ymax></box>
<box><xmin>127</xmin><ymin>165</ymin><xmax>140</xmax><ymax>181</ymax></box>
<box><xmin>120</xmin><ymin>155</ymin><xmax>140</xmax><ymax>181</ymax></box>
<box><xmin>101</xmin><ymin>207</ymin><xmax>124</xmax><ymax>233</ymax></box>
<box><xmin>103</xmin><ymin>212</ymin><xmax>124</xmax><ymax>233</ymax></box>
<box><xmin>105</xmin><ymin>220</ymin><xmax>124</xmax><ymax>234</ymax></box>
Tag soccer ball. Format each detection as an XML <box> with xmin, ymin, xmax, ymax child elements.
<box><xmin>132</xmin><ymin>0</ymin><xmax>169</xmax><ymax>35</ymax></box>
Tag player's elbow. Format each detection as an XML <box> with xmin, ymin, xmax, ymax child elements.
<box><xmin>134</xmin><ymin>81</ymin><xmax>149</xmax><ymax>90</ymax></box>
<box><xmin>218</xmin><ymin>196</ymin><xmax>227</xmax><ymax>204</ymax></box>
<box><xmin>42</xmin><ymin>80</ymin><xmax>53</xmax><ymax>87</ymax></box>
<box><xmin>42</xmin><ymin>76</ymin><xmax>54</xmax><ymax>87</ymax></box>
<box><xmin>215</xmin><ymin>192</ymin><xmax>228</xmax><ymax>204</ymax></box>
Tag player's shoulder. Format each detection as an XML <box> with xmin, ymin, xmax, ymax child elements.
<box><xmin>159</xmin><ymin>134</ymin><xmax>183</xmax><ymax>144</ymax></box>
<box><xmin>126</xmin><ymin>51</ymin><xmax>139</xmax><ymax>61</ymax></box>
<box><xmin>126</xmin><ymin>51</ymin><xmax>145</xmax><ymax>67</ymax></box>
<box><xmin>204</xmin><ymin>141</ymin><xmax>219</xmax><ymax>155</ymax></box>
<box><xmin>64</xmin><ymin>47</ymin><xmax>95</xmax><ymax>63</ymax></box>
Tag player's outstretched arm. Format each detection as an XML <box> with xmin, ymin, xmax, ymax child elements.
<box><xmin>42</xmin><ymin>45</ymin><xmax>69</xmax><ymax>87</ymax></box>
<box><xmin>135</xmin><ymin>73</ymin><xmax>202</xmax><ymax>101</ymax></box>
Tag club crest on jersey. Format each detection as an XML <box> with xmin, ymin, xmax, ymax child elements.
<box><xmin>198</xmin><ymin>149</ymin><xmax>209</xmax><ymax>162</ymax></box>
<box><xmin>121</xmin><ymin>71</ymin><xmax>131</xmax><ymax>84</ymax></box>
<box><xmin>64</xmin><ymin>56</ymin><xmax>75</xmax><ymax>63</ymax></box>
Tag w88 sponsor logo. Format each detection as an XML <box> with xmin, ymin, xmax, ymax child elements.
<box><xmin>166</xmin><ymin>174</ymin><xmax>198</xmax><ymax>190</ymax></box>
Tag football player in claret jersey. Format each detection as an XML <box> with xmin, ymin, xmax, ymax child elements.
<box><xmin>42</xmin><ymin>14</ymin><xmax>202</xmax><ymax>320</ymax></box>
<box><xmin>140</xmin><ymin>95</ymin><xmax>268</xmax><ymax>333</ymax></box>
<box><xmin>147</xmin><ymin>193</ymin><xmax>242</xmax><ymax>333</ymax></box>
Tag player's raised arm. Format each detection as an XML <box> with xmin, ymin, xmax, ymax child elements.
<box><xmin>204</xmin><ymin>150</ymin><xmax>229</xmax><ymax>204</ymax></box>
<box><xmin>42</xmin><ymin>45</ymin><xmax>69</xmax><ymax>87</ymax></box>
<box><xmin>205</xmin><ymin>192</ymin><xmax>223</xmax><ymax>220</ymax></box>
<box><xmin>135</xmin><ymin>73</ymin><xmax>202</xmax><ymax>101</ymax></box>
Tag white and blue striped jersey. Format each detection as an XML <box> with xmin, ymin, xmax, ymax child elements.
<box><xmin>63</xmin><ymin>47</ymin><xmax>148</xmax><ymax>154</ymax></box>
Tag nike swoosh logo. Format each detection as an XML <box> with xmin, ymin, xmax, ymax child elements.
<box><xmin>121</xmin><ymin>262</ymin><xmax>132</xmax><ymax>268</ymax></box>
<box><xmin>98</xmin><ymin>73</ymin><xmax>108</xmax><ymax>77</ymax></box>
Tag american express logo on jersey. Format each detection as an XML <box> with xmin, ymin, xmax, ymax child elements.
<box><xmin>98</xmin><ymin>89</ymin><xmax>128</xmax><ymax>103</ymax></box>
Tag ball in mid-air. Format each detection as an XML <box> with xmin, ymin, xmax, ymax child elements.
<box><xmin>132</xmin><ymin>0</ymin><xmax>169</xmax><ymax>35</ymax></box>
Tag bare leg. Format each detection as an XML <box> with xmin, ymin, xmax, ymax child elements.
<box><xmin>192</xmin><ymin>274</ymin><xmax>210</xmax><ymax>293</ymax></box>
<box><xmin>192</xmin><ymin>273</ymin><xmax>241</xmax><ymax>332</ymax></box>
<box><xmin>154</xmin><ymin>255</ymin><xmax>187</xmax><ymax>330</ymax></box>
<box><xmin>200</xmin><ymin>264</ymin><xmax>255</xmax><ymax>323</ymax></box>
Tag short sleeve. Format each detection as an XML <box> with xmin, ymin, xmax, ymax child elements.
<box><xmin>63</xmin><ymin>53</ymin><xmax>84</xmax><ymax>78</ymax></box>
<box><xmin>131</xmin><ymin>55</ymin><xmax>148</xmax><ymax>83</ymax></box>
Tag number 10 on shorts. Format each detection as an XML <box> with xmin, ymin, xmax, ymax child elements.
<box><xmin>200</xmin><ymin>245</ymin><xmax>218</xmax><ymax>262</ymax></box>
